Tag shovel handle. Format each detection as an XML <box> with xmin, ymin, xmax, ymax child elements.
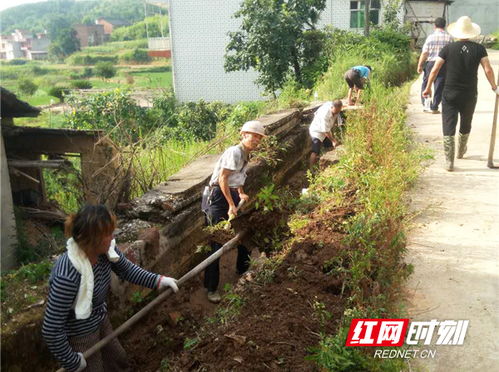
<box><xmin>228</xmin><ymin>199</ymin><xmax>246</xmax><ymax>222</ymax></box>
<box><xmin>487</xmin><ymin>68</ymin><xmax>499</xmax><ymax>168</ymax></box>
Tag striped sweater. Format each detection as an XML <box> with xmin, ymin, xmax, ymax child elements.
<box><xmin>42</xmin><ymin>246</ymin><xmax>160</xmax><ymax>371</ymax></box>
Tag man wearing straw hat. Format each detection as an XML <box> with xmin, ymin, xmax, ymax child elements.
<box><xmin>203</xmin><ymin>120</ymin><xmax>266</xmax><ymax>303</ymax></box>
<box><xmin>423</xmin><ymin>16</ymin><xmax>499</xmax><ymax>171</ymax></box>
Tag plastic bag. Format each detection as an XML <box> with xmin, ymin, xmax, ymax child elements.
<box><xmin>201</xmin><ymin>186</ymin><xmax>211</xmax><ymax>214</ymax></box>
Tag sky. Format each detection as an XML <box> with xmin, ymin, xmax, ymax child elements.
<box><xmin>0</xmin><ymin>0</ymin><xmax>49</xmax><ymax>12</ymax></box>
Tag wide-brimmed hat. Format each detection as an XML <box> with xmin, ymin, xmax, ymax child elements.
<box><xmin>447</xmin><ymin>16</ymin><xmax>481</xmax><ymax>39</ymax></box>
<box><xmin>240</xmin><ymin>120</ymin><xmax>266</xmax><ymax>137</ymax></box>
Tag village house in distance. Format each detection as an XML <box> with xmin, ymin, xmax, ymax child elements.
<box><xmin>0</xmin><ymin>29</ymin><xmax>50</xmax><ymax>60</ymax></box>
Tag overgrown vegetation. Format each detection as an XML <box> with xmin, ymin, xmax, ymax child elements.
<box><xmin>63</xmin><ymin>89</ymin><xmax>266</xmax><ymax>198</ymax></box>
<box><xmin>111</xmin><ymin>15</ymin><xmax>168</xmax><ymax>41</ymax></box>
<box><xmin>302</xmin><ymin>81</ymin><xmax>423</xmax><ymax>370</ymax></box>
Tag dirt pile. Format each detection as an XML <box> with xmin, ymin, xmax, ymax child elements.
<box><xmin>123</xmin><ymin>205</ymin><xmax>354</xmax><ymax>371</ymax></box>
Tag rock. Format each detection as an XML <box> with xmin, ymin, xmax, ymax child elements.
<box><xmin>155</xmin><ymin>325</ymin><xmax>164</xmax><ymax>335</ymax></box>
<box><xmin>122</xmin><ymin>240</ymin><xmax>146</xmax><ymax>265</ymax></box>
<box><xmin>224</xmin><ymin>333</ymin><xmax>247</xmax><ymax>345</ymax></box>
<box><xmin>138</xmin><ymin>227</ymin><xmax>160</xmax><ymax>262</ymax></box>
<box><xmin>114</xmin><ymin>219</ymin><xmax>152</xmax><ymax>242</ymax></box>
<box><xmin>166</xmin><ymin>312</ymin><xmax>182</xmax><ymax>327</ymax></box>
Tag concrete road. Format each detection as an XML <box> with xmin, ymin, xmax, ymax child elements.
<box><xmin>405</xmin><ymin>49</ymin><xmax>499</xmax><ymax>372</ymax></box>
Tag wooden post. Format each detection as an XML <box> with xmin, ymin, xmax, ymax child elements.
<box><xmin>487</xmin><ymin>69</ymin><xmax>499</xmax><ymax>168</ymax></box>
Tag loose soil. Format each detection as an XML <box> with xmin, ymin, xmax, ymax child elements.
<box><xmin>122</xmin><ymin>200</ymin><xmax>354</xmax><ymax>371</ymax></box>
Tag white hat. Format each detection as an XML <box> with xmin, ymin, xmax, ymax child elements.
<box><xmin>240</xmin><ymin>120</ymin><xmax>266</xmax><ymax>136</ymax></box>
<box><xmin>447</xmin><ymin>16</ymin><xmax>481</xmax><ymax>40</ymax></box>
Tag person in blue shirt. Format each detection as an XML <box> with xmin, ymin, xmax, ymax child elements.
<box><xmin>344</xmin><ymin>65</ymin><xmax>372</xmax><ymax>106</ymax></box>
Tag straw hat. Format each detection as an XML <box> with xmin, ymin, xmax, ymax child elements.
<box><xmin>447</xmin><ymin>16</ymin><xmax>481</xmax><ymax>39</ymax></box>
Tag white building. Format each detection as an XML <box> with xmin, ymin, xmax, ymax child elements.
<box><xmin>448</xmin><ymin>0</ymin><xmax>498</xmax><ymax>36</ymax></box>
<box><xmin>0</xmin><ymin>38</ymin><xmax>23</xmax><ymax>60</ymax></box>
<box><xmin>0</xmin><ymin>30</ymin><xmax>50</xmax><ymax>60</ymax></box>
<box><xmin>169</xmin><ymin>0</ymin><xmax>264</xmax><ymax>103</ymax></box>
<box><xmin>167</xmin><ymin>0</ymin><xmax>478</xmax><ymax>103</ymax></box>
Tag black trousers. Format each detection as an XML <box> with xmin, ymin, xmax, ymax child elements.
<box><xmin>204</xmin><ymin>186</ymin><xmax>251</xmax><ymax>292</ymax></box>
<box><xmin>441</xmin><ymin>89</ymin><xmax>477</xmax><ymax>136</ymax></box>
<box><xmin>421</xmin><ymin>61</ymin><xmax>446</xmax><ymax>110</ymax></box>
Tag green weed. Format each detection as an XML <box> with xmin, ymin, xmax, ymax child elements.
<box><xmin>255</xmin><ymin>183</ymin><xmax>281</xmax><ymax>212</ymax></box>
<box><xmin>183</xmin><ymin>337</ymin><xmax>200</xmax><ymax>350</ymax></box>
<box><xmin>254</xmin><ymin>256</ymin><xmax>282</xmax><ymax>285</ymax></box>
<box><xmin>310</xmin><ymin>297</ymin><xmax>333</xmax><ymax>329</ymax></box>
<box><xmin>211</xmin><ymin>284</ymin><xmax>245</xmax><ymax>326</ymax></box>
<box><xmin>130</xmin><ymin>291</ymin><xmax>145</xmax><ymax>304</ymax></box>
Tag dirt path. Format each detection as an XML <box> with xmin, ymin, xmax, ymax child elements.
<box><xmin>405</xmin><ymin>49</ymin><xmax>499</xmax><ymax>371</ymax></box>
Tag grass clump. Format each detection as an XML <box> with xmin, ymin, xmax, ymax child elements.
<box><xmin>302</xmin><ymin>80</ymin><xmax>428</xmax><ymax>370</ymax></box>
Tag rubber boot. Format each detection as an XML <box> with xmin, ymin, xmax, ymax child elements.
<box><xmin>443</xmin><ymin>136</ymin><xmax>455</xmax><ymax>171</ymax></box>
<box><xmin>457</xmin><ymin>133</ymin><xmax>470</xmax><ymax>159</ymax></box>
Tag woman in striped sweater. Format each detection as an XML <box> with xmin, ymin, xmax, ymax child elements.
<box><xmin>42</xmin><ymin>205</ymin><xmax>179</xmax><ymax>371</ymax></box>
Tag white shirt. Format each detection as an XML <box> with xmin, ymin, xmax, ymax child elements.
<box><xmin>309</xmin><ymin>102</ymin><xmax>342</xmax><ymax>141</ymax></box>
<box><xmin>209</xmin><ymin>144</ymin><xmax>248</xmax><ymax>188</ymax></box>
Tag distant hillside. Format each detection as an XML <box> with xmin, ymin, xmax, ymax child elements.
<box><xmin>0</xmin><ymin>0</ymin><xmax>163</xmax><ymax>34</ymax></box>
<box><xmin>112</xmin><ymin>15</ymin><xmax>169</xmax><ymax>41</ymax></box>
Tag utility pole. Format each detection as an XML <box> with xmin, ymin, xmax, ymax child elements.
<box><xmin>364</xmin><ymin>0</ymin><xmax>371</xmax><ymax>36</ymax></box>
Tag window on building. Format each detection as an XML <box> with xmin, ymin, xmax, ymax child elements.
<box><xmin>350</xmin><ymin>0</ymin><xmax>380</xmax><ymax>29</ymax></box>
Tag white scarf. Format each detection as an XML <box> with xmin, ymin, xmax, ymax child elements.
<box><xmin>66</xmin><ymin>238</ymin><xmax>120</xmax><ymax>319</ymax></box>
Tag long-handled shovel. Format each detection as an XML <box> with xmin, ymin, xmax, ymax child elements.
<box><xmin>487</xmin><ymin>70</ymin><xmax>499</xmax><ymax>169</ymax></box>
<box><xmin>225</xmin><ymin>199</ymin><xmax>245</xmax><ymax>229</ymax></box>
<box><xmin>55</xmin><ymin>231</ymin><xmax>246</xmax><ymax>372</ymax></box>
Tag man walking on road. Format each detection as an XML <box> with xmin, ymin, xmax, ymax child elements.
<box><xmin>423</xmin><ymin>16</ymin><xmax>499</xmax><ymax>171</ymax></box>
<box><xmin>203</xmin><ymin>120</ymin><xmax>265</xmax><ymax>303</ymax></box>
<box><xmin>417</xmin><ymin>17</ymin><xmax>452</xmax><ymax>114</ymax></box>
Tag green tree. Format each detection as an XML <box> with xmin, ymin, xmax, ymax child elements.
<box><xmin>18</xmin><ymin>78</ymin><xmax>38</xmax><ymax>96</ymax></box>
<box><xmin>95</xmin><ymin>62</ymin><xmax>117</xmax><ymax>79</ymax></box>
<box><xmin>224</xmin><ymin>0</ymin><xmax>326</xmax><ymax>96</ymax></box>
<box><xmin>382</xmin><ymin>0</ymin><xmax>404</xmax><ymax>31</ymax></box>
<box><xmin>81</xmin><ymin>15</ymin><xmax>95</xmax><ymax>25</ymax></box>
<box><xmin>45</xmin><ymin>14</ymin><xmax>80</xmax><ymax>59</ymax></box>
<box><xmin>48</xmin><ymin>28</ymin><xmax>81</xmax><ymax>59</ymax></box>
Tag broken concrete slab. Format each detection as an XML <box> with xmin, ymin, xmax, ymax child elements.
<box><xmin>156</xmin><ymin>154</ymin><xmax>219</xmax><ymax>196</ymax></box>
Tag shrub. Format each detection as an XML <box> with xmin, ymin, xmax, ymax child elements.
<box><xmin>174</xmin><ymin>100</ymin><xmax>232</xmax><ymax>141</ymax></box>
<box><xmin>66</xmin><ymin>89</ymin><xmax>150</xmax><ymax>143</ymax></box>
<box><xmin>48</xmin><ymin>86</ymin><xmax>70</xmax><ymax>102</ymax></box>
<box><xmin>31</xmin><ymin>65</ymin><xmax>48</xmax><ymax>75</ymax></box>
<box><xmin>370</xmin><ymin>27</ymin><xmax>411</xmax><ymax>54</ymax></box>
<box><xmin>120</xmin><ymin>48</ymin><xmax>151</xmax><ymax>63</ymax></box>
<box><xmin>152</xmin><ymin>91</ymin><xmax>177</xmax><ymax>127</ymax></box>
<box><xmin>8</xmin><ymin>59</ymin><xmax>27</xmax><ymax>65</ymax></box>
<box><xmin>18</xmin><ymin>78</ymin><xmax>38</xmax><ymax>95</ymax></box>
<box><xmin>81</xmin><ymin>67</ymin><xmax>93</xmax><ymax>78</ymax></box>
<box><xmin>95</xmin><ymin>62</ymin><xmax>117</xmax><ymax>79</ymax></box>
<box><xmin>70</xmin><ymin>80</ymin><xmax>92</xmax><ymax>89</ymax></box>
<box><xmin>66</xmin><ymin>54</ymin><xmax>118</xmax><ymax>66</ymax></box>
